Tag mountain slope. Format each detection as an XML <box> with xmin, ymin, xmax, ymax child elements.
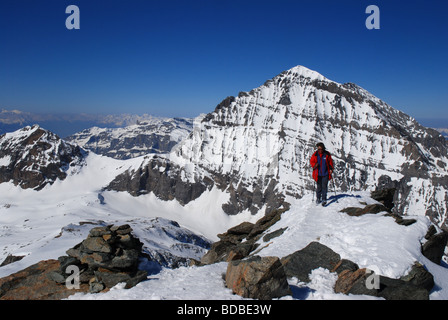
<box><xmin>164</xmin><ymin>65</ymin><xmax>448</xmax><ymax>228</ymax></box>
<box><xmin>0</xmin><ymin>125</ymin><xmax>85</xmax><ymax>190</ymax></box>
<box><xmin>66</xmin><ymin>117</ymin><xmax>193</xmax><ymax>160</ymax></box>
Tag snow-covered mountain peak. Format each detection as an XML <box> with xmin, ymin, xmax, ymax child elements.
<box><xmin>0</xmin><ymin>125</ymin><xmax>85</xmax><ymax>190</ymax></box>
<box><xmin>169</xmin><ymin>65</ymin><xmax>448</xmax><ymax>227</ymax></box>
<box><xmin>282</xmin><ymin>65</ymin><xmax>327</xmax><ymax>81</ymax></box>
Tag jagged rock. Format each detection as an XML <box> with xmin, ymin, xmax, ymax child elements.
<box><xmin>340</xmin><ymin>203</ymin><xmax>390</xmax><ymax>217</ymax></box>
<box><xmin>93</xmin><ymin>268</ymin><xmax>148</xmax><ymax>289</ymax></box>
<box><xmin>106</xmin><ymin>156</ymin><xmax>213</xmax><ymax>205</ymax></box>
<box><xmin>334</xmin><ymin>268</ymin><xmax>379</xmax><ymax>297</ymax></box>
<box><xmin>385</xmin><ymin>214</ymin><xmax>417</xmax><ymax>226</ymax></box>
<box><xmin>200</xmin><ymin>208</ymin><xmax>285</xmax><ymax>265</ymax></box>
<box><xmin>263</xmin><ymin>228</ymin><xmax>287</xmax><ymax>242</ymax></box>
<box><xmin>247</xmin><ymin>209</ymin><xmax>283</xmax><ymax>239</ymax></box>
<box><xmin>225</xmin><ymin>256</ymin><xmax>291</xmax><ymax>300</ymax></box>
<box><xmin>0</xmin><ymin>254</ymin><xmax>25</xmax><ymax>267</ymax></box>
<box><xmin>421</xmin><ymin>226</ymin><xmax>448</xmax><ymax>264</ymax></box>
<box><xmin>280</xmin><ymin>242</ymin><xmax>341</xmax><ymax>282</ymax></box>
<box><xmin>331</xmin><ymin>259</ymin><xmax>359</xmax><ymax>275</ymax></box>
<box><xmin>339</xmin><ymin>200</ymin><xmax>417</xmax><ymax>226</ymax></box>
<box><xmin>399</xmin><ymin>262</ymin><xmax>434</xmax><ymax>291</ymax></box>
<box><xmin>226</xmin><ymin>243</ymin><xmax>255</xmax><ymax>262</ymax></box>
<box><xmin>334</xmin><ymin>262</ymin><xmax>434</xmax><ymax>300</ymax></box>
<box><xmin>372</xmin><ymin>177</ymin><xmax>397</xmax><ymax>211</ymax></box>
<box><xmin>378</xmin><ymin>275</ymin><xmax>430</xmax><ymax>300</ymax></box>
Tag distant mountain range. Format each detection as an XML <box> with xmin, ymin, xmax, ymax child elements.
<box><xmin>66</xmin><ymin>118</ymin><xmax>193</xmax><ymax>160</ymax></box>
<box><xmin>0</xmin><ymin>109</ymin><xmax>190</xmax><ymax>138</ymax></box>
<box><xmin>1</xmin><ymin>108</ymin><xmax>446</xmax><ymax>141</ymax></box>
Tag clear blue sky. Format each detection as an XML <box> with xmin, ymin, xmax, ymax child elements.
<box><xmin>1</xmin><ymin>0</ymin><xmax>447</xmax><ymax>124</ymax></box>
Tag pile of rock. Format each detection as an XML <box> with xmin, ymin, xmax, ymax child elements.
<box><xmin>199</xmin><ymin>207</ymin><xmax>286</xmax><ymax>265</ymax></box>
<box><xmin>49</xmin><ymin>224</ymin><xmax>147</xmax><ymax>293</ymax></box>
<box><xmin>0</xmin><ymin>224</ymin><xmax>148</xmax><ymax>300</ymax></box>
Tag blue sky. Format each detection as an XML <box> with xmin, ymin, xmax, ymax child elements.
<box><xmin>1</xmin><ymin>0</ymin><xmax>447</xmax><ymax>125</ymax></box>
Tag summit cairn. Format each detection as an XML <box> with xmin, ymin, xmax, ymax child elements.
<box><xmin>51</xmin><ymin>224</ymin><xmax>148</xmax><ymax>293</ymax></box>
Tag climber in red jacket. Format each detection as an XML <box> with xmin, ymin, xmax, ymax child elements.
<box><xmin>310</xmin><ymin>142</ymin><xmax>334</xmax><ymax>205</ymax></box>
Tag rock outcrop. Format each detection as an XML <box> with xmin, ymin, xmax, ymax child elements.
<box><xmin>334</xmin><ymin>262</ymin><xmax>434</xmax><ymax>300</ymax></box>
<box><xmin>421</xmin><ymin>225</ymin><xmax>448</xmax><ymax>265</ymax></box>
<box><xmin>225</xmin><ymin>256</ymin><xmax>291</xmax><ymax>300</ymax></box>
<box><xmin>0</xmin><ymin>259</ymin><xmax>89</xmax><ymax>300</ymax></box>
<box><xmin>200</xmin><ymin>207</ymin><xmax>286</xmax><ymax>265</ymax></box>
<box><xmin>280</xmin><ymin>242</ymin><xmax>341</xmax><ymax>282</ymax></box>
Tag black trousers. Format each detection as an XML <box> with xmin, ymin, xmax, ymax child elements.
<box><xmin>316</xmin><ymin>175</ymin><xmax>329</xmax><ymax>202</ymax></box>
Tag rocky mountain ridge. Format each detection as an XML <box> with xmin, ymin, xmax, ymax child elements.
<box><xmin>66</xmin><ymin>117</ymin><xmax>193</xmax><ymax>160</ymax></box>
<box><xmin>0</xmin><ymin>125</ymin><xmax>85</xmax><ymax>190</ymax></box>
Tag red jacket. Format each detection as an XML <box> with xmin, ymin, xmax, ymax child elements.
<box><xmin>310</xmin><ymin>151</ymin><xmax>334</xmax><ymax>182</ymax></box>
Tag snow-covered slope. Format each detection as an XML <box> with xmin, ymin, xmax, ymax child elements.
<box><xmin>0</xmin><ymin>150</ymin><xmax>261</xmax><ymax>279</ymax></box>
<box><xmin>2</xmin><ymin>169</ymin><xmax>447</xmax><ymax>300</ymax></box>
<box><xmin>65</xmin><ymin>193</ymin><xmax>448</xmax><ymax>300</ymax></box>
<box><xmin>67</xmin><ymin>117</ymin><xmax>193</xmax><ymax>160</ymax></box>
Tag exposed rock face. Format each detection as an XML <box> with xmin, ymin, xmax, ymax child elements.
<box><xmin>0</xmin><ymin>259</ymin><xmax>89</xmax><ymax>300</ymax></box>
<box><xmin>280</xmin><ymin>242</ymin><xmax>341</xmax><ymax>283</ymax></box>
<box><xmin>225</xmin><ymin>255</ymin><xmax>291</xmax><ymax>300</ymax></box>
<box><xmin>106</xmin><ymin>155</ymin><xmax>213</xmax><ymax>205</ymax></box>
<box><xmin>0</xmin><ymin>125</ymin><xmax>85</xmax><ymax>190</ymax></box>
<box><xmin>334</xmin><ymin>263</ymin><xmax>434</xmax><ymax>300</ymax></box>
<box><xmin>200</xmin><ymin>208</ymin><xmax>286</xmax><ymax>265</ymax></box>
<box><xmin>421</xmin><ymin>225</ymin><xmax>448</xmax><ymax>264</ymax></box>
